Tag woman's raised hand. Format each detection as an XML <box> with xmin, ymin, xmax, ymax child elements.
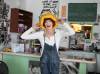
<box><xmin>32</xmin><ymin>23</ymin><xmax>40</xmax><ymax>30</ymax></box>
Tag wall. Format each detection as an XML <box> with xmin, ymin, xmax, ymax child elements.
<box><xmin>4</xmin><ymin>0</ymin><xmax>20</xmax><ymax>19</ymax></box>
<box><xmin>4</xmin><ymin>0</ymin><xmax>100</xmax><ymax>20</ymax></box>
<box><xmin>4</xmin><ymin>0</ymin><xmax>100</xmax><ymax>24</ymax></box>
<box><xmin>19</xmin><ymin>0</ymin><xmax>26</xmax><ymax>10</ymax></box>
<box><xmin>25</xmin><ymin>0</ymin><xmax>43</xmax><ymax>24</ymax></box>
<box><xmin>4</xmin><ymin>0</ymin><xmax>20</xmax><ymax>8</ymax></box>
<box><xmin>67</xmin><ymin>0</ymin><xmax>98</xmax><ymax>3</ymax></box>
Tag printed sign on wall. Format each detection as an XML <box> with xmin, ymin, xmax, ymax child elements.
<box><xmin>42</xmin><ymin>0</ymin><xmax>59</xmax><ymax>16</ymax></box>
<box><xmin>61</xmin><ymin>5</ymin><xmax>67</xmax><ymax>18</ymax></box>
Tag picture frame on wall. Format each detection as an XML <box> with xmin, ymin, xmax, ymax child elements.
<box><xmin>61</xmin><ymin>5</ymin><xmax>67</xmax><ymax>19</ymax></box>
<box><xmin>82</xmin><ymin>26</ymin><xmax>92</xmax><ymax>39</ymax></box>
<box><xmin>59</xmin><ymin>3</ymin><xmax>68</xmax><ymax>20</ymax></box>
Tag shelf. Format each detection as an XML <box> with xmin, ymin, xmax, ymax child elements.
<box><xmin>34</xmin><ymin>44</ymin><xmax>41</xmax><ymax>46</ymax></box>
<box><xmin>10</xmin><ymin>8</ymin><xmax>33</xmax><ymax>32</ymax></box>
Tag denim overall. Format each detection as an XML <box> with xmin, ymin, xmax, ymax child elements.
<box><xmin>40</xmin><ymin>36</ymin><xmax>60</xmax><ymax>74</ymax></box>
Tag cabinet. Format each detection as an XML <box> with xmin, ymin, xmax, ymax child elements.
<box><xmin>10</xmin><ymin>8</ymin><xmax>33</xmax><ymax>32</ymax></box>
<box><xmin>2</xmin><ymin>53</ymin><xmax>87</xmax><ymax>74</ymax></box>
<box><xmin>3</xmin><ymin>54</ymin><xmax>39</xmax><ymax>74</ymax></box>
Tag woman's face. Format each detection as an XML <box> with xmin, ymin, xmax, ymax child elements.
<box><xmin>44</xmin><ymin>20</ymin><xmax>53</xmax><ymax>31</ymax></box>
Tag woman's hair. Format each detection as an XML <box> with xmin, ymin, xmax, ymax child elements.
<box><xmin>43</xmin><ymin>18</ymin><xmax>55</xmax><ymax>28</ymax></box>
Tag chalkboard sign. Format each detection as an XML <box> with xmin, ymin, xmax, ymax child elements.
<box><xmin>68</xmin><ymin>3</ymin><xmax>97</xmax><ymax>22</ymax></box>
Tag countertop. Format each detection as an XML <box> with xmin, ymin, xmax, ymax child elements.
<box><xmin>0</xmin><ymin>52</ymin><xmax>41</xmax><ymax>58</ymax></box>
<box><xmin>0</xmin><ymin>51</ymin><xmax>96</xmax><ymax>64</ymax></box>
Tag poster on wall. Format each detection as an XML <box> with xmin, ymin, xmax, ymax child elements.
<box><xmin>61</xmin><ymin>5</ymin><xmax>67</xmax><ymax>19</ymax></box>
<box><xmin>82</xmin><ymin>25</ymin><xmax>92</xmax><ymax>39</ymax></box>
<box><xmin>42</xmin><ymin>0</ymin><xmax>59</xmax><ymax>16</ymax></box>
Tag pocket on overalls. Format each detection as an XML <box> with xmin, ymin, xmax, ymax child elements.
<box><xmin>54</xmin><ymin>61</ymin><xmax>60</xmax><ymax>68</ymax></box>
<box><xmin>40</xmin><ymin>55</ymin><xmax>48</xmax><ymax>69</ymax></box>
<box><xmin>52</xmin><ymin>61</ymin><xmax>60</xmax><ymax>74</ymax></box>
<box><xmin>52</xmin><ymin>55</ymin><xmax>60</xmax><ymax>72</ymax></box>
<box><xmin>40</xmin><ymin>62</ymin><xmax>45</xmax><ymax>68</ymax></box>
<box><xmin>40</xmin><ymin>55</ymin><xmax>48</xmax><ymax>63</ymax></box>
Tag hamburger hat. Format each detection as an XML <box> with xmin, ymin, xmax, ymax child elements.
<box><xmin>39</xmin><ymin>11</ymin><xmax>58</xmax><ymax>29</ymax></box>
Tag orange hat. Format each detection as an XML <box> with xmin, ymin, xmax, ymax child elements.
<box><xmin>39</xmin><ymin>11</ymin><xmax>58</xmax><ymax>29</ymax></box>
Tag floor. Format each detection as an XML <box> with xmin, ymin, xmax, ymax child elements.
<box><xmin>88</xmin><ymin>72</ymin><xmax>100</xmax><ymax>74</ymax></box>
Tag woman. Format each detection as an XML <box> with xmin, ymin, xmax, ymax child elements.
<box><xmin>21</xmin><ymin>11</ymin><xmax>75</xmax><ymax>74</ymax></box>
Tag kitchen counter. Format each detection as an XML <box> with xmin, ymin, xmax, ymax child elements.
<box><xmin>0</xmin><ymin>52</ymin><xmax>40</xmax><ymax>58</ymax></box>
<box><xmin>0</xmin><ymin>51</ymin><xmax>96</xmax><ymax>64</ymax></box>
<box><xmin>0</xmin><ymin>51</ymin><xmax>95</xmax><ymax>74</ymax></box>
<box><xmin>60</xmin><ymin>50</ymin><xmax>96</xmax><ymax>64</ymax></box>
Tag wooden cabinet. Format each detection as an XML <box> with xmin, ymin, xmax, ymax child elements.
<box><xmin>10</xmin><ymin>8</ymin><xmax>33</xmax><ymax>32</ymax></box>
